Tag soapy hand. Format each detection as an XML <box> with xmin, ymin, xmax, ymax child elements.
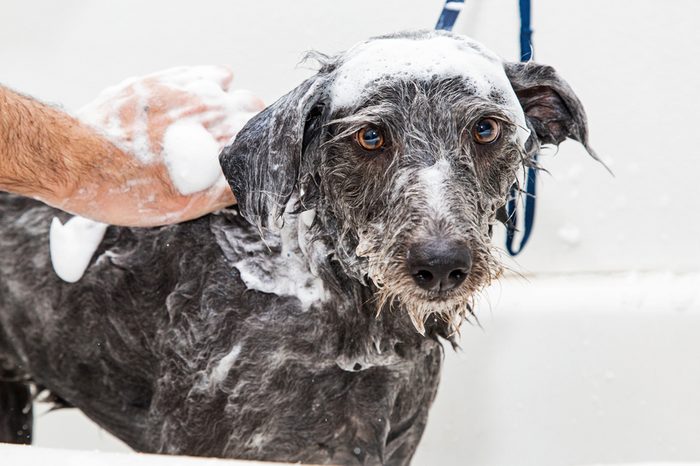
<box><xmin>74</xmin><ymin>65</ymin><xmax>265</xmax><ymax>226</ymax></box>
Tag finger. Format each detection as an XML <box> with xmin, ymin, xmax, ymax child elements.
<box><xmin>205</xmin><ymin>179</ymin><xmax>236</xmax><ymax>205</ymax></box>
<box><xmin>199</xmin><ymin>113</ymin><xmax>228</xmax><ymax>132</ymax></box>
<box><xmin>214</xmin><ymin>65</ymin><xmax>234</xmax><ymax>92</ymax></box>
<box><xmin>146</xmin><ymin>65</ymin><xmax>234</xmax><ymax>93</ymax></box>
<box><xmin>226</xmin><ymin>89</ymin><xmax>265</xmax><ymax>112</ymax></box>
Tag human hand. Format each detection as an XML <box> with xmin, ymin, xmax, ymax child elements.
<box><xmin>72</xmin><ymin>65</ymin><xmax>264</xmax><ymax>226</ymax></box>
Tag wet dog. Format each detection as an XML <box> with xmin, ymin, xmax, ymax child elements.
<box><xmin>0</xmin><ymin>30</ymin><xmax>599</xmax><ymax>465</ymax></box>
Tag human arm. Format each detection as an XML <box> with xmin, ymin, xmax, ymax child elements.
<box><xmin>0</xmin><ymin>66</ymin><xmax>263</xmax><ymax>226</ymax></box>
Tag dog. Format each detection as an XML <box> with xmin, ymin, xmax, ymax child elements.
<box><xmin>0</xmin><ymin>30</ymin><xmax>599</xmax><ymax>465</ymax></box>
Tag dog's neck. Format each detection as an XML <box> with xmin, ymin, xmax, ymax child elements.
<box><xmin>212</xmin><ymin>207</ymin><xmax>451</xmax><ymax>374</ymax></box>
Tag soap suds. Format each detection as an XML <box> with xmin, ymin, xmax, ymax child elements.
<box><xmin>50</xmin><ymin>216</ymin><xmax>108</xmax><ymax>283</ymax></box>
<box><xmin>233</xmin><ymin>244</ymin><xmax>327</xmax><ymax>311</ymax></box>
<box><xmin>331</xmin><ymin>35</ymin><xmax>498</xmax><ymax>108</ymax></box>
<box><xmin>210</xmin><ymin>343</ymin><xmax>242</xmax><ymax>385</ymax></box>
<box><xmin>162</xmin><ymin>121</ymin><xmax>221</xmax><ymax>195</ymax></box>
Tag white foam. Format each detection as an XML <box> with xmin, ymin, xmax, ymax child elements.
<box><xmin>210</xmin><ymin>343</ymin><xmax>242</xmax><ymax>385</ymax></box>
<box><xmin>162</xmin><ymin>121</ymin><xmax>222</xmax><ymax>195</ymax></box>
<box><xmin>50</xmin><ymin>216</ymin><xmax>108</xmax><ymax>283</ymax></box>
<box><xmin>155</xmin><ymin>65</ymin><xmax>233</xmax><ymax>89</ymax></box>
<box><xmin>225</xmin><ymin>89</ymin><xmax>266</xmax><ymax>113</ymax></box>
<box><xmin>233</xmin><ymin>248</ymin><xmax>327</xmax><ymax>311</ymax></box>
<box><xmin>218</xmin><ymin>205</ymin><xmax>328</xmax><ymax>311</ymax></box>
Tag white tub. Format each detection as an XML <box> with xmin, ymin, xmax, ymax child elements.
<box><xmin>0</xmin><ymin>443</ymin><xmax>294</xmax><ymax>466</ymax></box>
<box><xmin>414</xmin><ymin>272</ymin><xmax>700</xmax><ymax>465</ymax></box>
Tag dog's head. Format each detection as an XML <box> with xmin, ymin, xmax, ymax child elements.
<box><xmin>220</xmin><ymin>30</ymin><xmax>599</xmax><ymax>334</ymax></box>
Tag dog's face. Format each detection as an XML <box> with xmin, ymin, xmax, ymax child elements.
<box><xmin>221</xmin><ymin>31</ymin><xmax>599</xmax><ymax>334</ymax></box>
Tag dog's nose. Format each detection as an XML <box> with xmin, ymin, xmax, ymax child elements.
<box><xmin>407</xmin><ymin>241</ymin><xmax>472</xmax><ymax>292</ymax></box>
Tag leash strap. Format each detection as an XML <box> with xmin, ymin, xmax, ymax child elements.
<box><xmin>505</xmin><ymin>0</ymin><xmax>537</xmax><ymax>255</ymax></box>
<box><xmin>435</xmin><ymin>0</ymin><xmax>465</xmax><ymax>31</ymax></box>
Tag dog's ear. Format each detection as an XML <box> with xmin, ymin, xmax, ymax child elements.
<box><xmin>219</xmin><ymin>75</ymin><xmax>327</xmax><ymax>230</ymax></box>
<box><xmin>504</xmin><ymin>61</ymin><xmax>604</xmax><ymax>165</ymax></box>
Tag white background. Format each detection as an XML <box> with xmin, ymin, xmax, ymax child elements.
<box><xmin>2</xmin><ymin>1</ymin><xmax>700</xmax><ymax>465</ymax></box>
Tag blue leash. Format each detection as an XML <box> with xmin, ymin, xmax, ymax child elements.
<box><xmin>435</xmin><ymin>0</ymin><xmax>465</xmax><ymax>31</ymax></box>
<box><xmin>435</xmin><ymin>0</ymin><xmax>537</xmax><ymax>256</ymax></box>
<box><xmin>505</xmin><ymin>0</ymin><xmax>537</xmax><ymax>255</ymax></box>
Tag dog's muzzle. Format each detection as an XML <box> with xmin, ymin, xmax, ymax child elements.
<box><xmin>406</xmin><ymin>240</ymin><xmax>472</xmax><ymax>293</ymax></box>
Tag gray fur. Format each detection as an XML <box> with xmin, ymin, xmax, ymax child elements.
<box><xmin>0</xmin><ymin>30</ymin><xmax>597</xmax><ymax>464</ymax></box>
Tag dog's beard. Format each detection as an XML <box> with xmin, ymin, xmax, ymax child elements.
<box><xmin>357</xmin><ymin>232</ymin><xmax>501</xmax><ymax>335</ymax></box>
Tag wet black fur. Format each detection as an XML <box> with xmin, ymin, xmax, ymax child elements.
<box><xmin>0</xmin><ymin>197</ymin><xmax>444</xmax><ymax>464</ymax></box>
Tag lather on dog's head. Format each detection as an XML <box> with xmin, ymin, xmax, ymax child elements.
<box><xmin>220</xmin><ymin>30</ymin><xmax>599</xmax><ymax>334</ymax></box>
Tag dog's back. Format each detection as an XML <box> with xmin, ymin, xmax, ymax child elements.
<box><xmin>0</xmin><ymin>193</ymin><xmax>442</xmax><ymax>465</ymax></box>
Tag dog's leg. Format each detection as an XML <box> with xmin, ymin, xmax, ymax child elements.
<box><xmin>383</xmin><ymin>404</ymin><xmax>432</xmax><ymax>466</ymax></box>
<box><xmin>0</xmin><ymin>380</ymin><xmax>33</xmax><ymax>444</ymax></box>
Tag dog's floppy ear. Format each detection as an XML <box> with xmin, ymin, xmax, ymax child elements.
<box><xmin>219</xmin><ymin>75</ymin><xmax>327</xmax><ymax>230</ymax></box>
<box><xmin>504</xmin><ymin>61</ymin><xmax>605</xmax><ymax>165</ymax></box>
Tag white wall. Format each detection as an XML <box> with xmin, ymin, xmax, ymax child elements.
<box><xmin>2</xmin><ymin>0</ymin><xmax>697</xmax><ymax>274</ymax></box>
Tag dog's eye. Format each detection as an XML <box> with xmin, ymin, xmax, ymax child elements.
<box><xmin>473</xmin><ymin>118</ymin><xmax>501</xmax><ymax>144</ymax></box>
<box><xmin>356</xmin><ymin>126</ymin><xmax>385</xmax><ymax>151</ymax></box>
